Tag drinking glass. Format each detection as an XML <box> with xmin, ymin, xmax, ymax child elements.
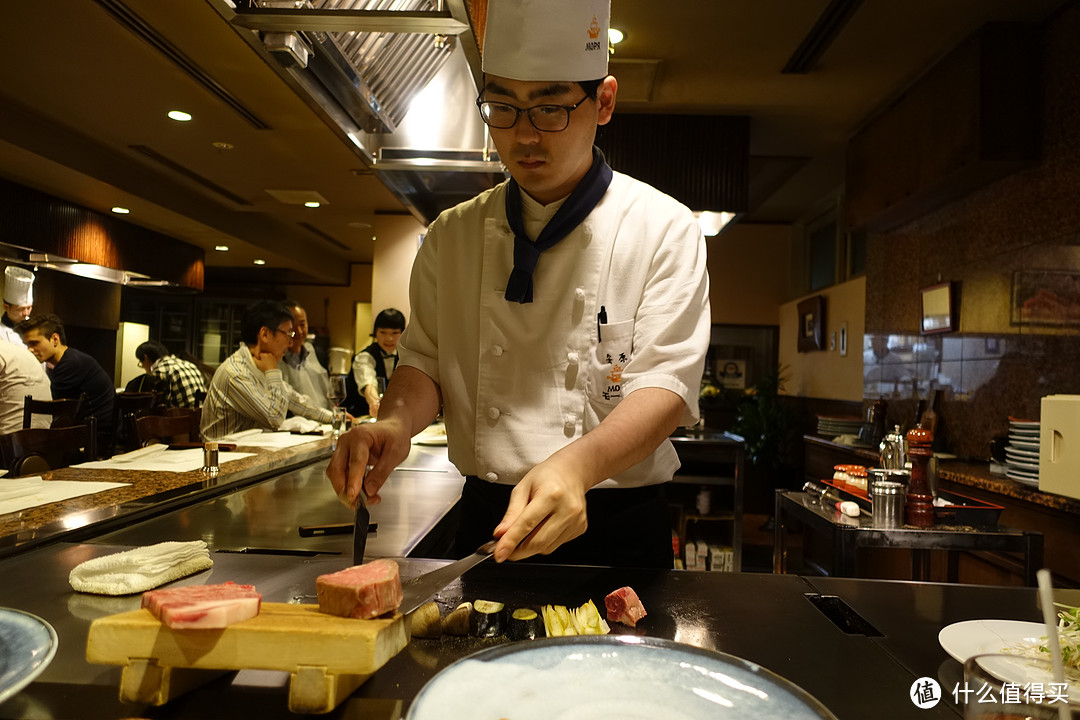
<box><xmin>327</xmin><ymin>375</ymin><xmax>347</xmax><ymax>407</ymax></box>
<box><xmin>962</xmin><ymin>653</ymin><xmax>1078</xmax><ymax>719</ymax></box>
<box><xmin>330</xmin><ymin>407</ymin><xmax>346</xmax><ymax>450</ymax></box>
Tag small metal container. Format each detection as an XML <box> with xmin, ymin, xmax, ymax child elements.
<box><xmin>867</xmin><ymin>468</ymin><xmax>909</xmax><ymax>501</ymax></box>
<box><xmin>871</xmin><ymin>480</ymin><xmax>905</xmax><ymax>528</ymax></box>
<box><xmin>202</xmin><ymin>441</ymin><xmax>219</xmax><ymax>475</ymax></box>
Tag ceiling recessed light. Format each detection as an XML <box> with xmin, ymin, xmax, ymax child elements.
<box><xmin>253</xmin><ymin>259</ymin><xmax>266</xmax><ymax>266</ymax></box>
<box><xmin>211</xmin><ymin>141</ymin><xmax>234</xmax><ymax>150</ymax></box>
<box><xmin>609</xmin><ymin>28</ymin><xmax>625</xmax><ymax>44</ymax></box>
<box><xmin>111</xmin><ymin>206</ymin><xmax>130</xmax><ymax>214</ymax></box>
<box><xmin>304</xmin><ymin>201</ymin><xmax>321</xmax><ymax>208</ymax></box>
<box><xmin>214</xmin><ymin>245</ymin><xmax>230</xmax><ymax>252</ymax></box>
<box><xmin>167</xmin><ymin>110</ymin><xmax>192</xmax><ymax>122</ymax></box>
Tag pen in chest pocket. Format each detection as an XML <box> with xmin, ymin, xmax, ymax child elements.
<box><xmin>596</xmin><ymin>305</ymin><xmax>607</xmax><ymax>342</ymax></box>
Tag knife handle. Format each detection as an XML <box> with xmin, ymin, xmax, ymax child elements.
<box><xmin>298</xmin><ymin>522</ymin><xmax>377</xmax><ymax>537</ymax></box>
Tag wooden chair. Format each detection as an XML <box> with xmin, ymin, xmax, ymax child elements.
<box><xmin>1</xmin><ymin>417</ymin><xmax>98</xmax><ymax>475</ymax></box>
<box><xmin>22</xmin><ymin>393</ymin><xmax>86</xmax><ymax>429</ymax></box>
<box><xmin>112</xmin><ymin>392</ymin><xmax>163</xmax><ymax>453</ymax></box>
<box><xmin>130</xmin><ymin>410</ymin><xmax>201</xmax><ymax>447</ymax></box>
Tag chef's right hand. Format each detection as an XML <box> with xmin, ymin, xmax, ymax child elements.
<box><xmin>326</xmin><ymin>417</ymin><xmax>411</xmax><ymax>508</ymax></box>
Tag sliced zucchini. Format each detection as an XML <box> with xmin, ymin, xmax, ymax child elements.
<box><xmin>469</xmin><ymin>599</ymin><xmax>507</xmax><ymax>637</ymax></box>
<box><xmin>508</xmin><ymin>607</ymin><xmax>545</xmax><ymax>640</ymax></box>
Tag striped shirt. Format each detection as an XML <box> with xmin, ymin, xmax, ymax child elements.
<box><xmin>200</xmin><ymin>344</ymin><xmax>333</xmax><ymax>440</ymax></box>
<box><xmin>151</xmin><ymin>354</ymin><xmax>206</xmax><ymax>409</ymax></box>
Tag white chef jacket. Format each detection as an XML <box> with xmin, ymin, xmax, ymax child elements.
<box><xmin>399</xmin><ymin>171</ymin><xmax>711</xmax><ymax>488</ymax></box>
<box><xmin>0</xmin><ymin>339</ymin><xmax>51</xmax><ymax>433</ymax></box>
<box><xmin>0</xmin><ymin>321</ymin><xmax>21</xmax><ymax>347</ymax></box>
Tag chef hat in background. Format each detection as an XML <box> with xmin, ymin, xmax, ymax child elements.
<box><xmin>3</xmin><ymin>266</ymin><xmax>34</xmax><ymax>306</ymax></box>
<box><xmin>482</xmin><ymin>0</ymin><xmax>610</xmax><ymax>82</ymax></box>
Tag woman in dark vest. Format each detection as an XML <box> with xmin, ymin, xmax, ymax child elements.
<box><xmin>344</xmin><ymin>308</ymin><xmax>405</xmax><ymax>418</ymax></box>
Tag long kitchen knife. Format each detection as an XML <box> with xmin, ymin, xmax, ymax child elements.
<box><xmin>398</xmin><ymin>540</ymin><xmax>496</xmax><ymax>616</ymax></box>
<box><xmin>352</xmin><ymin>494</ymin><xmax>370</xmax><ymax>564</ymax></box>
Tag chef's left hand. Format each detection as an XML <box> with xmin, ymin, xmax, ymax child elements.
<box><xmin>491</xmin><ymin>458</ymin><xmax>590</xmax><ymax>562</ymax></box>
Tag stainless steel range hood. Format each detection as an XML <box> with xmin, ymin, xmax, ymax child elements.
<box><xmin>226</xmin><ymin>0</ymin><xmax>505</xmax><ymax>225</ymax></box>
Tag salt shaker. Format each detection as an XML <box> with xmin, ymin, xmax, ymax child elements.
<box><xmin>871</xmin><ymin>480</ymin><xmax>905</xmax><ymax>528</ymax></box>
<box><xmin>202</xmin><ymin>441</ymin><xmax>219</xmax><ymax>475</ymax></box>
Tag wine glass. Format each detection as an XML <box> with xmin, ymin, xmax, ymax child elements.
<box><xmin>327</xmin><ymin>375</ymin><xmax>347</xmax><ymax>407</ymax></box>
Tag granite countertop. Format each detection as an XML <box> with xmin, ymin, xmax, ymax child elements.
<box><xmin>0</xmin><ymin>436</ymin><xmax>333</xmax><ymax>557</ymax></box>
<box><xmin>938</xmin><ymin>460</ymin><xmax>1080</xmax><ymax>515</ymax></box>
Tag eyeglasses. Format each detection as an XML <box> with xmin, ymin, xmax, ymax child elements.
<box><xmin>475</xmin><ymin>95</ymin><xmax>590</xmax><ymax>132</ymax></box>
<box><xmin>274</xmin><ymin>328</ymin><xmax>296</xmax><ymax>339</ymax></box>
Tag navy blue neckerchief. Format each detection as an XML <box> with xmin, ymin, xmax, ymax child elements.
<box><xmin>503</xmin><ymin>146</ymin><xmax>613</xmax><ymax>303</ymax></box>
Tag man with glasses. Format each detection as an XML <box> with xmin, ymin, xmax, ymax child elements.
<box><xmin>329</xmin><ymin>0</ymin><xmax>710</xmax><ymax>569</ymax></box>
<box><xmin>279</xmin><ymin>300</ymin><xmax>334</xmax><ymax>413</ymax></box>
<box><xmin>201</xmin><ymin>300</ymin><xmax>334</xmax><ymax>440</ymax></box>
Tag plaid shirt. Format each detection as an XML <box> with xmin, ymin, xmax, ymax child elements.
<box><xmin>151</xmin><ymin>354</ymin><xmax>206</xmax><ymax>409</ymax></box>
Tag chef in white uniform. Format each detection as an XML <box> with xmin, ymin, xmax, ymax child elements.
<box><xmin>0</xmin><ymin>266</ymin><xmax>35</xmax><ymax>347</ymax></box>
<box><xmin>328</xmin><ymin>0</ymin><xmax>710</xmax><ymax>568</ymax></box>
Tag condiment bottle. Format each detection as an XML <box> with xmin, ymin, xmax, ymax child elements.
<box><xmin>202</xmin><ymin>441</ymin><xmax>220</xmax><ymax>475</ymax></box>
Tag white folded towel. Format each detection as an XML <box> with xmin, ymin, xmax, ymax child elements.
<box><xmin>279</xmin><ymin>416</ymin><xmax>322</xmax><ymax>434</ymax></box>
<box><xmin>69</xmin><ymin>540</ymin><xmax>213</xmax><ymax>595</ymax></box>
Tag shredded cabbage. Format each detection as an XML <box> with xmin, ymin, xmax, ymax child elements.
<box><xmin>1005</xmin><ymin>603</ymin><xmax>1080</xmax><ymax>670</ymax></box>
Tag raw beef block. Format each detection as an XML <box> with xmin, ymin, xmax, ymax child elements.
<box><xmin>142</xmin><ymin>581</ymin><xmax>261</xmax><ymax>629</ymax></box>
<box><xmin>317</xmin><ymin>558</ymin><xmax>403</xmax><ymax>619</ymax></box>
<box><xmin>604</xmin><ymin>585</ymin><xmax>647</xmax><ymax>627</ymax></box>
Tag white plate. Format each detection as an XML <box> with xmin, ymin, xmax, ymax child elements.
<box><xmin>939</xmin><ymin>619</ymin><xmax>1046</xmax><ymax>663</ymax></box>
<box><xmin>0</xmin><ymin>608</ymin><xmax>58</xmax><ymax>704</ymax></box>
<box><xmin>1009</xmin><ymin>430</ymin><xmax>1041</xmax><ymax>440</ymax></box>
<box><xmin>1005</xmin><ymin>455</ymin><xmax>1039</xmax><ymax>468</ymax></box>
<box><xmin>939</xmin><ymin>620</ymin><xmax>1080</xmax><ymax>702</ymax></box>
<box><xmin>1007</xmin><ymin>439</ymin><xmax>1040</xmax><ymax>451</ymax></box>
<box><xmin>406</xmin><ymin>636</ymin><xmax>838</xmax><ymax>720</ymax></box>
<box><xmin>1009</xmin><ymin>419</ymin><xmax>1041</xmax><ymax>428</ymax></box>
<box><xmin>1005</xmin><ymin>445</ymin><xmax>1040</xmax><ymax>457</ymax></box>
<box><xmin>1006</xmin><ymin>471</ymin><xmax>1040</xmax><ymax>487</ymax></box>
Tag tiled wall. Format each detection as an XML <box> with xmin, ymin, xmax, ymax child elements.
<box><xmin>861</xmin><ymin>3</ymin><xmax>1080</xmax><ymax>459</ymax></box>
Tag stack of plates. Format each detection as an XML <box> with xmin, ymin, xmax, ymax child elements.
<box><xmin>1004</xmin><ymin>418</ymin><xmax>1041</xmax><ymax>487</ymax></box>
<box><xmin>816</xmin><ymin>415</ymin><xmax>864</xmax><ymax>437</ymax></box>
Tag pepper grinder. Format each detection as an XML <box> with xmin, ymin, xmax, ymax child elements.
<box><xmin>904</xmin><ymin>424</ymin><xmax>934</xmax><ymax>528</ymax></box>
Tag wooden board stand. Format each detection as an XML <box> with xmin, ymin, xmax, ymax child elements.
<box><xmin>86</xmin><ymin>602</ymin><xmax>408</xmax><ymax>714</ymax></box>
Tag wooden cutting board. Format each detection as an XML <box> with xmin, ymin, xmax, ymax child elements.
<box><xmin>86</xmin><ymin>602</ymin><xmax>408</xmax><ymax>714</ymax></box>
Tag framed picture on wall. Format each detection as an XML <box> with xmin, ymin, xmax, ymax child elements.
<box><xmin>1011</xmin><ymin>270</ymin><xmax>1080</xmax><ymax>326</ymax></box>
<box><xmin>921</xmin><ymin>281</ymin><xmax>957</xmax><ymax>334</ymax></box>
<box><xmin>797</xmin><ymin>295</ymin><xmax>825</xmax><ymax>352</ymax></box>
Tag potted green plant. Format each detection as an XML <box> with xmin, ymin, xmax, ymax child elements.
<box><xmin>730</xmin><ymin>365</ymin><xmax>798</xmax><ymax>515</ymax></box>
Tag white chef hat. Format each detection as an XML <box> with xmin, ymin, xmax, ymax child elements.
<box><xmin>3</xmin><ymin>266</ymin><xmax>34</xmax><ymax>306</ymax></box>
<box><xmin>482</xmin><ymin>0</ymin><xmax>610</xmax><ymax>82</ymax></box>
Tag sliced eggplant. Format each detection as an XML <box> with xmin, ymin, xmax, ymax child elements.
<box><xmin>469</xmin><ymin>599</ymin><xmax>507</xmax><ymax>637</ymax></box>
<box><xmin>508</xmin><ymin>607</ymin><xmax>545</xmax><ymax>640</ymax></box>
<box><xmin>443</xmin><ymin>601</ymin><xmax>472</xmax><ymax>636</ymax></box>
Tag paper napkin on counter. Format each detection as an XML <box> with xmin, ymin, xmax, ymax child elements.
<box><xmin>0</xmin><ymin>478</ymin><xmax>131</xmax><ymax>517</ymax></box>
<box><xmin>279</xmin><ymin>416</ymin><xmax>324</xmax><ymax>434</ymax></box>
<box><xmin>69</xmin><ymin>540</ymin><xmax>213</xmax><ymax>595</ymax></box>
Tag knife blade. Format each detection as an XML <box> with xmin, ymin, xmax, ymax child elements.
<box><xmin>353</xmin><ymin>495</ymin><xmax>370</xmax><ymax>564</ymax></box>
<box><xmin>398</xmin><ymin>540</ymin><xmax>496</xmax><ymax>616</ymax></box>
